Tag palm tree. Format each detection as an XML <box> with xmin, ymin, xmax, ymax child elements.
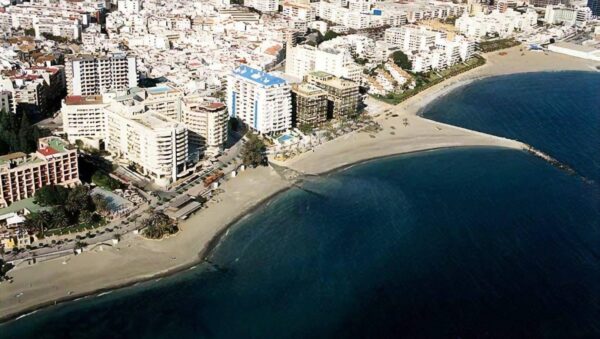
<box><xmin>25</xmin><ymin>212</ymin><xmax>51</xmax><ymax>237</ymax></box>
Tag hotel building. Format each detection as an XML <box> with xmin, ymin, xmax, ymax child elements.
<box><xmin>65</xmin><ymin>53</ymin><xmax>138</xmax><ymax>96</ymax></box>
<box><xmin>306</xmin><ymin>71</ymin><xmax>360</xmax><ymax>119</ymax></box>
<box><xmin>227</xmin><ymin>65</ymin><xmax>292</xmax><ymax>134</ymax></box>
<box><xmin>182</xmin><ymin>97</ymin><xmax>229</xmax><ymax>158</ymax></box>
<box><xmin>0</xmin><ymin>137</ymin><xmax>80</xmax><ymax>208</ymax></box>
<box><xmin>291</xmin><ymin>83</ymin><xmax>328</xmax><ymax>128</ymax></box>
<box><xmin>106</xmin><ymin>105</ymin><xmax>188</xmax><ymax>187</ymax></box>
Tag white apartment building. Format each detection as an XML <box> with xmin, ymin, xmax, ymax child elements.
<box><xmin>106</xmin><ymin>106</ymin><xmax>188</xmax><ymax>186</ymax></box>
<box><xmin>385</xmin><ymin>25</ymin><xmax>475</xmax><ymax>72</ymax></box>
<box><xmin>282</xmin><ymin>1</ymin><xmax>316</xmax><ymax>22</ymax></box>
<box><xmin>66</xmin><ymin>53</ymin><xmax>138</xmax><ymax>96</ymax></box>
<box><xmin>118</xmin><ymin>0</ymin><xmax>142</xmax><ymax>14</ymax></box>
<box><xmin>285</xmin><ymin>44</ymin><xmax>362</xmax><ymax>82</ymax></box>
<box><xmin>544</xmin><ymin>5</ymin><xmax>592</xmax><ymax>27</ymax></box>
<box><xmin>385</xmin><ymin>25</ymin><xmax>445</xmax><ymax>52</ymax></box>
<box><xmin>227</xmin><ymin>65</ymin><xmax>292</xmax><ymax>134</ymax></box>
<box><xmin>182</xmin><ymin>98</ymin><xmax>229</xmax><ymax>158</ymax></box>
<box><xmin>34</xmin><ymin>17</ymin><xmax>82</xmax><ymax>40</ymax></box>
<box><xmin>245</xmin><ymin>0</ymin><xmax>278</xmax><ymax>13</ymax></box>
<box><xmin>455</xmin><ymin>9</ymin><xmax>538</xmax><ymax>39</ymax></box>
<box><xmin>61</xmin><ymin>95</ymin><xmax>107</xmax><ymax>146</ymax></box>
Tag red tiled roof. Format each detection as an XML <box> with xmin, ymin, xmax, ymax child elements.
<box><xmin>38</xmin><ymin>147</ymin><xmax>58</xmax><ymax>156</ymax></box>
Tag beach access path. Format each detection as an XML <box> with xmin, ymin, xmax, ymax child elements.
<box><xmin>0</xmin><ymin>46</ymin><xmax>597</xmax><ymax>322</ymax></box>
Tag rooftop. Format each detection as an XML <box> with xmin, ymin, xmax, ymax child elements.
<box><xmin>232</xmin><ymin>65</ymin><xmax>287</xmax><ymax>87</ymax></box>
<box><xmin>65</xmin><ymin>95</ymin><xmax>104</xmax><ymax>105</ymax></box>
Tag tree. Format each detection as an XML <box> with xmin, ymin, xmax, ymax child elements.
<box><xmin>91</xmin><ymin>171</ymin><xmax>122</xmax><ymax>190</ymax></box>
<box><xmin>65</xmin><ymin>185</ymin><xmax>92</xmax><ymax>213</ymax></box>
<box><xmin>142</xmin><ymin>212</ymin><xmax>178</xmax><ymax>239</ymax></box>
<box><xmin>79</xmin><ymin>210</ymin><xmax>94</xmax><ymax>225</ymax></box>
<box><xmin>323</xmin><ymin>30</ymin><xmax>339</xmax><ymax>42</ymax></box>
<box><xmin>34</xmin><ymin>185</ymin><xmax>69</xmax><ymax>206</ymax></box>
<box><xmin>298</xmin><ymin>123</ymin><xmax>314</xmax><ymax>135</ymax></box>
<box><xmin>25</xmin><ymin>212</ymin><xmax>51</xmax><ymax>237</ymax></box>
<box><xmin>0</xmin><ymin>259</ymin><xmax>14</xmax><ymax>282</ymax></box>
<box><xmin>391</xmin><ymin>51</ymin><xmax>412</xmax><ymax>71</ymax></box>
<box><xmin>51</xmin><ymin>207</ymin><xmax>71</xmax><ymax>229</ymax></box>
<box><xmin>241</xmin><ymin>133</ymin><xmax>266</xmax><ymax>167</ymax></box>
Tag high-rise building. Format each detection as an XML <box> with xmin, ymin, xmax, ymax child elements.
<box><xmin>545</xmin><ymin>5</ymin><xmax>593</xmax><ymax>26</ymax></box>
<box><xmin>61</xmin><ymin>95</ymin><xmax>108</xmax><ymax>147</ymax></box>
<box><xmin>306</xmin><ymin>71</ymin><xmax>360</xmax><ymax>119</ymax></box>
<box><xmin>106</xmin><ymin>107</ymin><xmax>188</xmax><ymax>187</ymax></box>
<box><xmin>291</xmin><ymin>83</ymin><xmax>328</xmax><ymax>128</ymax></box>
<box><xmin>588</xmin><ymin>0</ymin><xmax>599</xmax><ymax>16</ymax></box>
<box><xmin>65</xmin><ymin>53</ymin><xmax>138</xmax><ymax>96</ymax></box>
<box><xmin>0</xmin><ymin>137</ymin><xmax>80</xmax><ymax>208</ymax></box>
<box><xmin>227</xmin><ymin>65</ymin><xmax>292</xmax><ymax>134</ymax></box>
<box><xmin>285</xmin><ymin>44</ymin><xmax>362</xmax><ymax>82</ymax></box>
<box><xmin>182</xmin><ymin>98</ymin><xmax>229</xmax><ymax>158</ymax></box>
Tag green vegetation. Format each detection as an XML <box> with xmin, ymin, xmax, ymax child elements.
<box><xmin>142</xmin><ymin>212</ymin><xmax>178</xmax><ymax>239</ymax></box>
<box><xmin>298</xmin><ymin>123</ymin><xmax>314</xmax><ymax>135</ymax></box>
<box><xmin>0</xmin><ymin>259</ymin><xmax>13</xmax><ymax>282</ymax></box>
<box><xmin>0</xmin><ymin>109</ymin><xmax>46</xmax><ymax>155</ymax></box>
<box><xmin>373</xmin><ymin>55</ymin><xmax>486</xmax><ymax>105</ymax></box>
<box><xmin>92</xmin><ymin>171</ymin><xmax>123</xmax><ymax>190</ymax></box>
<box><xmin>391</xmin><ymin>51</ymin><xmax>412</xmax><ymax>71</ymax></box>
<box><xmin>41</xmin><ymin>33</ymin><xmax>77</xmax><ymax>44</ymax></box>
<box><xmin>241</xmin><ymin>132</ymin><xmax>266</xmax><ymax>167</ymax></box>
<box><xmin>323</xmin><ymin>30</ymin><xmax>339</xmax><ymax>42</ymax></box>
<box><xmin>29</xmin><ymin>185</ymin><xmax>107</xmax><ymax>237</ymax></box>
<box><xmin>478</xmin><ymin>38</ymin><xmax>520</xmax><ymax>53</ymax></box>
<box><xmin>23</xmin><ymin>28</ymin><xmax>35</xmax><ymax>36</ymax></box>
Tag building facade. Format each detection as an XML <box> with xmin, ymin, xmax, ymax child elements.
<box><xmin>306</xmin><ymin>71</ymin><xmax>360</xmax><ymax>119</ymax></box>
<box><xmin>182</xmin><ymin>98</ymin><xmax>229</xmax><ymax>158</ymax></box>
<box><xmin>66</xmin><ymin>53</ymin><xmax>138</xmax><ymax>96</ymax></box>
<box><xmin>291</xmin><ymin>83</ymin><xmax>328</xmax><ymax>127</ymax></box>
<box><xmin>227</xmin><ymin>65</ymin><xmax>292</xmax><ymax>134</ymax></box>
<box><xmin>0</xmin><ymin>137</ymin><xmax>80</xmax><ymax>208</ymax></box>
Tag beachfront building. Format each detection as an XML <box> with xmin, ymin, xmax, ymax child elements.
<box><xmin>106</xmin><ymin>107</ymin><xmax>188</xmax><ymax>187</ymax></box>
<box><xmin>0</xmin><ymin>137</ymin><xmax>80</xmax><ymax>208</ymax></box>
<box><xmin>65</xmin><ymin>53</ymin><xmax>138</xmax><ymax>96</ymax></box>
<box><xmin>291</xmin><ymin>83</ymin><xmax>329</xmax><ymax>128</ymax></box>
<box><xmin>455</xmin><ymin>9</ymin><xmax>538</xmax><ymax>39</ymax></box>
<box><xmin>384</xmin><ymin>25</ymin><xmax>476</xmax><ymax>72</ymax></box>
<box><xmin>544</xmin><ymin>5</ymin><xmax>593</xmax><ymax>27</ymax></box>
<box><xmin>306</xmin><ymin>71</ymin><xmax>360</xmax><ymax>119</ymax></box>
<box><xmin>285</xmin><ymin>44</ymin><xmax>362</xmax><ymax>82</ymax></box>
<box><xmin>182</xmin><ymin>98</ymin><xmax>229</xmax><ymax>158</ymax></box>
<box><xmin>227</xmin><ymin>65</ymin><xmax>292</xmax><ymax>134</ymax></box>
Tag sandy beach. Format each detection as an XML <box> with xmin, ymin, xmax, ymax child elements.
<box><xmin>0</xmin><ymin>47</ymin><xmax>597</xmax><ymax>322</ymax></box>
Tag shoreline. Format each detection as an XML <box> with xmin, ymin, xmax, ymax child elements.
<box><xmin>1</xmin><ymin>47</ymin><xmax>598</xmax><ymax>324</ymax></box>
<box><xmin>0</xmin><ymin>182</ymin><xmax>293</xmax><ymax>324</ymax></box>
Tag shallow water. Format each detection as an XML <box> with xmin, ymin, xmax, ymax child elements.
<box><xmin>2</xmin><ymin>71</ymin><xmax>599</xmax><ymax>338</ymax></box>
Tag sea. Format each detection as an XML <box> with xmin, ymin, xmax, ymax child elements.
<box><xmin>1</xmin><ymin>71</ymin><xmax>599</xmax><ymax>338</ymax></box>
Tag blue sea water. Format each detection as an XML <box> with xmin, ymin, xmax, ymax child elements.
<box><xmin>1</xmin><ymin>72</ymin><xmax>599</xmax><ymax>338</ymax></box>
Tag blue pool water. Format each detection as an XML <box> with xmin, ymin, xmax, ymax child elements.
<box><xmin>2</xmin><ymin>71</ymin><xmax>599</xmax><ymax>338</ymax></box>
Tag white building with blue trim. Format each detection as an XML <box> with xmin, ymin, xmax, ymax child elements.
<box><xmin>227</xmin><ymin>65</ymin><xmax>292</xmax><ymax>134</ymax></box>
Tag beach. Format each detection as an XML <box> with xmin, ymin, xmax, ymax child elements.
<box><xmin>0</xmin><ymin>47</ymin><xmax>597</xmax><ymax>322</ymax></box>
